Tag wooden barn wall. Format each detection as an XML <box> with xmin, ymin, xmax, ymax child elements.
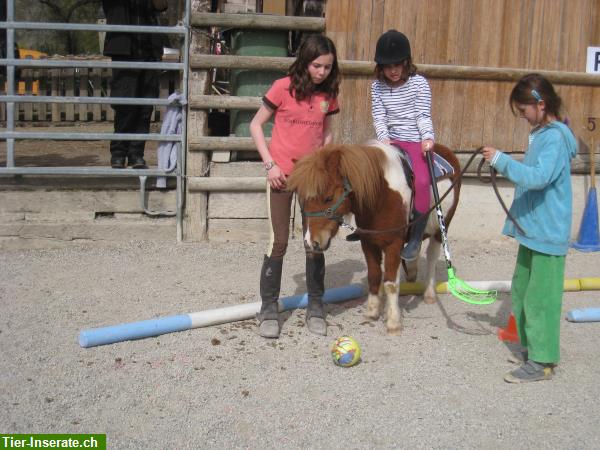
<box><xmin>326</xmin><ymin>0</ymin><xmax>600</xmax><ymax>153</ymax></box>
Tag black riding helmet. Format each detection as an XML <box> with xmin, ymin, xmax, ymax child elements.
<box><xmin>374</xmin><ymin>30</ymin><xmax>411</xmax><ymax>65</ymax></box>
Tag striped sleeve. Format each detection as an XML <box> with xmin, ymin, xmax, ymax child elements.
<box><xmin>371</xmin><ymin>81</ymin><xmax>389</xmax><ymax>141</ymax></box>
<box><xmin>414</xmin><ymin>76</ymin><xmax>434</xmax><ymax>141</ymax></box>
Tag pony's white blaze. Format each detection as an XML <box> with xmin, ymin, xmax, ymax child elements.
<box><xmin>304</xmin><ymin>224</ymin><xmax>312</xmax><ymax>247</ymax></box>
<box><xmin>368</xmin><ymin>141</ymin><xmax>412</xmax><ymax>219</ymax></box>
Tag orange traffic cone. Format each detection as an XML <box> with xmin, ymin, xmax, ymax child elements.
<box><xmin>497</xmin><ymin>313</ymin><xmax>519</xmax><ymax>343</ymax></box>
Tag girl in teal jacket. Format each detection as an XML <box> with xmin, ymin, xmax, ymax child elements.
<box><xmin>482</xmin><ymin>73</ymin><xmax>577</xmax><ymax>383</ymax></box>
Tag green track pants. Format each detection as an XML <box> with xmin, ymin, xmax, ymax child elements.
<box><xmin>511</xmin><ymin>245</ymin><xmax>565</xmax><ymax>364</ymax></box>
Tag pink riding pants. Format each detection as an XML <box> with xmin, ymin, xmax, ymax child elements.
<box><xmin>392</xmin><ymin>140</ymin><xmax>431</xmax><ymax>213</ymax></box>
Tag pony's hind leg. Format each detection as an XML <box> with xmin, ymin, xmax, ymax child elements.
<box><xmin>423</xmin><ymin>236</ymin><xmax>442</xmax><ymax>304</ymax></box>
<box><xmin>362</xmin><ymin>243</ymin><xmax>383</xmax><ymax>320</ymax></box>
<box><xmin>382</xmin><ymin>245</ymin><xmax>403</xmax><ymax>335</ymax></box>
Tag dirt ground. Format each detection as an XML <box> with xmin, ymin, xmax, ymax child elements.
<box><xmin>1</xmin><ymin>236</ymin><xmax>600</xmax><ymax>449</ymax></box>
<box><xmin>0</xmin><ymin>123</ymin><xmax>159</xmax><ymax>167</ymax></box>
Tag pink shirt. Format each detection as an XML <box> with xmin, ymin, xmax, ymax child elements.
<box><xmin>263</xmin><ymin>77</ymin><xmax>339</xmax><ymax>175</ymax></box>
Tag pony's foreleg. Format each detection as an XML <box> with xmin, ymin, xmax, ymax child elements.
<box><xmin>423</xmin><ymin>236</ymin><xmax>442</xmax><ymax>304</ymax></box>
<box><xmin>382</xmin><ymin>245</ymin><xmax>403</xmax><ymax>335</ymax></box>
<box><xmin>362</xmin><ymin>243</ymin><xmax>383</xmax><ymax>320</ymax></box>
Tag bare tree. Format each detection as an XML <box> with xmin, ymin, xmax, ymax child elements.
<box><xmin>36</xmin><ymin>0</ymin><xmax>101</xmax><ymax>54</ymax></box>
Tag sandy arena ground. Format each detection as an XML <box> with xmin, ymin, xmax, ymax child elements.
<box><xmin>1</xmin><ymin>236</ymin><xmax>600</xmax><ymax>449</ymax></box>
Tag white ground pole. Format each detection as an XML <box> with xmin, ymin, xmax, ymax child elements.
<box><xmin>79</xmin><ymin>284</ymin><xmax>365</xmax><ymax>348</ymax></box>
<box><xmin>79</xmin><ymin>278</ymin><xmax>600</xmax><ymax>348</ymax></box>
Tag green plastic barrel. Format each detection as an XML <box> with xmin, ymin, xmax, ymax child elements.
<box><xmin>229</xmin><ymin>30</ymin><xmax>288</xmax><ymax>138</ymax></box>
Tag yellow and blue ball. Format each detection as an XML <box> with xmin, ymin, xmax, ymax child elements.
<box><xmin>331</xmin><ymin>336</ymin><xmax>361</xmax><ymax>367</ymax></box>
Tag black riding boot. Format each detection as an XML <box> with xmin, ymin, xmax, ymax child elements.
<box><xmin>401</xmin><ymin>210</ymin><xmax>428</xmax><ymax>262</ymax></box>
<box><xmin>305</xmin><ymin>252</ymin><xmax>327</xmax><ymax>335</ymax></box>
<box><xmin>258</xmin><ymin>255</ymin><xmax>283</xmax><ymax>338</ymax></box>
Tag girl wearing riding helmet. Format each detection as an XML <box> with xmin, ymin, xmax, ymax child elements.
<box><xmin>250</xmin><ymin>34</ymin><xmax>340</xmax><ymax>339</ymax></box>
<box><xmin>482</xmin><ymin>74</ymin><xmax>577</xmax><ymax>383</ymax></box>
<box><xmin>347</xmin><ymin>30</ymin><xmax>434</xmax><ymax>262</ymax></box>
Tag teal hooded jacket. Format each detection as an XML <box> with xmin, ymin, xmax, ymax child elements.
<box><xmin>491</xmin><ymin>121</ymin><xmax>578</xmax><ymax>256</ymax></box>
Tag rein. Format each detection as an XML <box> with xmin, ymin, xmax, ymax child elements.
<box><xmin>302</xmin><ymin>147</ymin><xmax>525</xmax><ymax>237</ymax></box>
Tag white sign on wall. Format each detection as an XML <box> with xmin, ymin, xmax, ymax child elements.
<box><xmin>587</xmin><ymin>47</ymin><xmax>600</xmax><ymax>73</ymax></box>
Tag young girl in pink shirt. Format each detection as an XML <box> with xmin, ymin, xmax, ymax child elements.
<box><xmin>250</xmin><ymin>34</ymin><xmax>340</xmax><ymax>338</ymax></box>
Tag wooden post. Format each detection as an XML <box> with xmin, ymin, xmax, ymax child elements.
<box><xmin>79</xmin><ymin>69</ymin><xmax>89</xmax><ymax>122</ymax></box>
<box><xmin>591</xmin><ymin>136</ymin><xmax>596</xmax><ymax>189</ymax></box>
<box><xmin>23</xmin><ymin>68</ymin><xmax>33</xmax><ymax>121</ymax></box>
<box><xmin>184</xmin><ymin>0</ymin><xmax>212</xmax><ymax>241</ymax></box>
<box><xmin>104</xmin><ymin>68</ymin><xmax>114</xmax><ymax>122</ymax></box>
<box><xmin>51</xmin><ymin>68</ymin><xmax>61</xmax><ymax>122</ymax></box>
<box><xmin>64</xmin><ymin>68</ymin><xmax>75</xmax><ymax>121</ymax></box>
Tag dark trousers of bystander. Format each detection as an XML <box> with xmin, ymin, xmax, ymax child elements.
<box><xmin>109</xmin><ymin>57</ymin><xmax>160</xmax><ymax>167</ymax></box>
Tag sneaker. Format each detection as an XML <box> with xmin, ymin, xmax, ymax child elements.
<box><xmin>504</xmin><ymin>360</ymin><xmax>554</xmax><ymax>383</ymax></box>
<box><xmin>507</xmin><ymin>350</ymin><xmax>528</xmax><ymax>364</ymax></box>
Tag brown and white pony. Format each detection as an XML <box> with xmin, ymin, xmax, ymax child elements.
<box><xmin>287</xmin><ymin>142</ymin><xmax>461</xmax><ymax>334</ymax></box>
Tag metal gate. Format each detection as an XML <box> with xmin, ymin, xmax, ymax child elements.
<box><xmin>0</xmin><ymin>0</ymin><xmax>191</xmax><ymax>241</ymax></box>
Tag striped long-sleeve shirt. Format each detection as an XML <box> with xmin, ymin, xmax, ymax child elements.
<box><xmin>371</xmin><ymin>74</ymin><xmax>434</xmax><ymax>142</ymax></box>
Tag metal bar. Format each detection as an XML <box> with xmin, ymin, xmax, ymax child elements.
<box><xmin>1</xmin><ymin>59</ymin><xmax>182</xmax><ymax>70</ymax></box>
<box><xmin>5</xmin><ymin>0</ymin><xmax>15</xmax><ymax>167</ymax></box>
<box><xmin>0</xmin><ymin>96</ymin><xmax>178</xmax><ymax>106</ymax></box>
<box><xmin>0</xmin><ymin>21</ymin><xmax>186</xmax><ymax>34</ymax></box>
<box><xmin>0</xmin><ymin>132</ymin><xmax>181</xmax><ymax>141</ymax></box>
<box><xmin>0</xmin><ymin>167</ymin><xmax>176</xmax><ymax>176</ymax></box>
<box><xmin>177</xmin><ymin>0</ymin><xmax>192</xmax><ymax>242</ymax></box>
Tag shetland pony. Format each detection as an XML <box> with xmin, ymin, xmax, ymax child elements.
<box><xmin>287</xmin><ymin>142</ymin><xmax>461</xmax><ymax>334</ymax></box>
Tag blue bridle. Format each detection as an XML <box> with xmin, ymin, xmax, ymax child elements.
<box><xmin>302</xmin><ymin>177</ymin><xmax>353</xmax><ymax>222</ymax></box>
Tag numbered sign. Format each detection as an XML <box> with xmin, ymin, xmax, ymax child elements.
<box><xmin>587</xmin><ymin>47</ymin><xmax>600</xmax><ymax>73</ymax></box>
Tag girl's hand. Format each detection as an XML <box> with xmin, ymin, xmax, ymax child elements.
<box><xmin>422</xmin><ymin>139</ymin><xmax>434</xmax><ymax>153</ymax></box>
<box><xmin>267</xmin><ymin>165</ymin><xmax>287</xmax><ymax>190</ymax></box>
<box><xmin>380</xmin><ymin>138</ymin><xmax>391</xmax><ymax>145</ymax></box>
<box><xmin>481</xmin><ymin>146</ymin><xmax>497</xmax><ymax>162</ymax></box>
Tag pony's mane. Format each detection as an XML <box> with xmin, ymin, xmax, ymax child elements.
<box><xmin>287</xmin><ymin>144</ymin><xmax>387</xmax><ymax>211</ymax></box>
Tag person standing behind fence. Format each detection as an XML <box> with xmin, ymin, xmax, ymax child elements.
<box><xmin>482</xmin><ymin>73</ymin><xmax>577</xmax><ymax>383</ymax></box>
<box><xmin>249</xmin><ymin>34</ymin><xmax>340</xmax><ymax>339</ymax></box>
<box><xmin>102</xmin><ymin>0</ymin><xmax>168</xmax><ymax>169</ymax></box>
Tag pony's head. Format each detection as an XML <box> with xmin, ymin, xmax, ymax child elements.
<box><xmin>287</xmin><ymin>144</ymin><xmax>386</xmax><ymax>251</ymax></box>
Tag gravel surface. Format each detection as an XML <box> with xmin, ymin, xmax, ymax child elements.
<box><xmin>1</xmin><ymin>236</ymin><xmax>599</xmax><ymax>449</ymax></box>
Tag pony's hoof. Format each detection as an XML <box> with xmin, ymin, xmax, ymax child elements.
<box><xmin>386</xmin><ymin>324</ymin><xmax>402</xmax><ymax>335</ymax></box>
<box><xmin>424</xmin><ymin>292</ymin><xmax>438</xmax><ymax>304</ymax></box>
<box><xmin>365</xmin><ymin>309</ymin><xmax>380</xmax><ymax>320</ymax></box>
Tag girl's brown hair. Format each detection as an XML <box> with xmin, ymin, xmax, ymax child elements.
<box><xmin>509</xmin><ymin>73</ymin><xmax>563</xmax><ymax>121</ymax></box>
<box><xmin>288</xmin><ymin>34</ymin><xmax>340</xmax><ymax>101</ymax></box>
<box><xmin>374</xmin><ymin>58</ymin><xmax>418</xmax><ymax>83</ymax></box>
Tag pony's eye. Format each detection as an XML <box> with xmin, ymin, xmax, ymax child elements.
<box><xmin>324</xmin><ymin>196</ymin><xmax>333</xmax><ymax>203</ymax></box>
